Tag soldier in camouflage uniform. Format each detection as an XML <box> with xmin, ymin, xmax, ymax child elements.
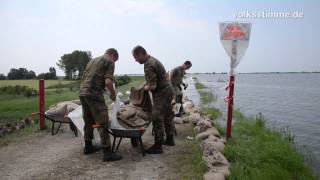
<box><xmin>132</xmin><ymin>45</ymin><xmax>175</xmax><ymax>154</ymax></box>
<box><xmin>79</xmin><ymin>48</ymin><xmax>122</xmax><ymax>161</ymax></box>
<box><xmin>170</xmin><ymin>61</ymin><xmax>192</xmax><ymax>116</ymax></box>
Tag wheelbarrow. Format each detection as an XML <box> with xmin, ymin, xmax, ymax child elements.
<box><xmin>31</xmin><ymin>112</ymin><xmax>78</xmax><ymax>136</ymax></box>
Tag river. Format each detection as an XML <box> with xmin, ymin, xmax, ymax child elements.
<box><xmin>192</xmin><ymin>73</ymin><xmax>320</xmax><ymax>172</ymax></box>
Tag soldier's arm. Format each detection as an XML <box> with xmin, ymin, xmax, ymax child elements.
<box><xmin>104</xmin><ymin>62</ymin><xmax>116</xmax><ymax>101</ymax></box>
<box><xmin>144</xmin><ymin>65</ymin><xmax>157</xmax><ymax>91</ymax></box>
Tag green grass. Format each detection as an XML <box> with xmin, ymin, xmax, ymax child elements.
<box><xmin>174</xmin><ymin>125</ymin><xmax>208</xmax><ymax>180</ymax></box>
<box><xmin>0</xmin><ymin>80</ymin><xmax>75</xmax><ymax>89</ymax></box>
<box><xmin>0</xmin><ymin>76</ymin><xmax>145</xmax><ymax>145</ymax></box>
<box><xmin>203</xmin><ymin>107</ymin><xmax>222</xmax><ymax>120</ymax></box>
<box><xmin>199</xmin><ymin>90</ymin><xmax>216</xmax><ymax>106</ymax></box>
<box><xmin>194</xmin><ymin>79</ymin><xmax>316</xmax><ymax>180</ymax></box>
<box><xmin>0</xmin><ymin>76</ymin><xmax>145</xmax><ymax>124</ymax></box>
<box><xmin>195</xmin><ymin>82</ymin><xmax>205</xmax><ymax>90</ymax></box>
<box><xmin>194</xmin><ymin>81</ymin><xmax>217</xmax><ymax>106</ymax></box>
<box><xmin>224</xmin><ymin>111</ymin><xmax>316</xmax><ymax>180</ymax></box>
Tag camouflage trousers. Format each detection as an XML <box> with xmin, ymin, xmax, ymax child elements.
<box><xmin>172</xmin><ymin>85</ymin><xmax>183</xmax><ymax>104</ymax></box>
<box><xmin>79</xmin><ymin>96</ymin><xmax>111</xmax><ymax>148</ymax></box>
<box><xmin>152</xmin><ymin>86</ymin><xmax>175</xmax><ymax>144</ymax></box>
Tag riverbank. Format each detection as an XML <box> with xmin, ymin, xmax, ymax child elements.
<box><xmin>194</xmin><ymin>78</ymin><xmax>317</xmax><ymax>179</ymax></box>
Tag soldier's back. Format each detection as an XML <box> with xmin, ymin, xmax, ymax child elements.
<box><xmin>79</xmin><ymin>56</ymin><xmax>114</xmax><ymax>100</ymax></box>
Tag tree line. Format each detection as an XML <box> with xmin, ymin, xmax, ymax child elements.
<box><xmin>0</xmin><ymin>50</ymin><xmax>115</xmax><ymax>81</ymax></box>
<box><xmin>0</xmin><ymin>67</ymin><xmax>57</xmax><ymax>80</ymax></box>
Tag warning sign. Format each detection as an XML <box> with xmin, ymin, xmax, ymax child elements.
<box><xmin>219</xmin><ymin>22</ymin><xmax>251</xmax><ymax>41</ymax></box>
<box><xmin>219</xmin><ymin>22</ymin><xmax>252</xmax><ymax>74</ymax></box>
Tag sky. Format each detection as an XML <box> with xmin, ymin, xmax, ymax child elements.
<box><xmin>0</xmin><ymin>0</ymin><xmax>319</xmax><ymax>76</ymax></box>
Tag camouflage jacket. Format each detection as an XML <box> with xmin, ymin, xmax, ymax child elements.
<box><xmin>144</xmin><ymin>55</ymin><xmax>169</xmax><ymax>94</ymax></box>
<box><xmin>79</xmin><ymin>55</ymin><xmax>115</xmax><ymax>101</ymax></box>
<box><xmin>170</xmin><ymin>66</ymin><xmax>185</xmax><ymax>87</ymax></box>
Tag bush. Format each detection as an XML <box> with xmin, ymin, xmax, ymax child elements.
<box><xmin>0</xmin><ymin>74</ymin><xmax>7</xmax><ymax>80</ymax></box>
<box><xmin>115</xmin><ymin>75</ymin><xmax>132</xmax><ymax>87</ymax></box>
<box><xmin>0</xmin><ymin>85</ymin><xmax>38</xmax><ymax>97</ymax></box>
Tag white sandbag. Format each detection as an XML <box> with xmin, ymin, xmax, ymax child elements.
<box><xmin>110</xmin><ymin>97</ymin><xmax>125</xmax><ymax>130</ymax></box>
<box><xmin>173</xmin><ymin>103</ymin><xmax>182</xmax><ymax>115</ymax></box>
<box><xmin>68</xmin><ymin>106</ymin><xmax>101</xmax><ymax>145</ymax></box>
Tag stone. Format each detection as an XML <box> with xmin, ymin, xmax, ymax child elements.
<box><xmin>174</xmin><ymin>117</ymin><xmax>183</xmax><ymax>124</ymax></box>
<box><xmin>203</xmin><ymin>172</ymin><xmax>225</xmax><ymax>180</ymax></box>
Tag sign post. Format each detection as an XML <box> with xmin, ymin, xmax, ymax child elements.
<box><xmin>39</xmin><ymin>79</ymin><xmax>45</xmax><ymax>130</ymax></box>
<box><xmin>219</xmin><ymin>22</ymin><xmax>251</xmax><ymax>140</ymax></box>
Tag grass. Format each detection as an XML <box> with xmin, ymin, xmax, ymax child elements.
<box><xmin>194</xmin><ymin>79</ymin><xmax>317</xmax><ymax>180</ymax></box>
<box><xmin>0</xmin><ymin>76</ymin><xmax>145</xmax><ymax>145</ymax></box>
<box><xmin>203</xmin><ymin>107</ymin><xmax>222</xmax><ymax>121</ymax></box>
<box><xmin>195</xmin><ymin>82</ymin><xmax>205</xmax><ymax>90</ymax></box>
<box><xmin>174</xmin><ymin>125</ymin><xmax>208</xmax><ymax>180</ymax></box>
<box><xmin>199</xmin><ymin>90</ymin><xmax>216</xmax><ymax>105</ymax></box>
<box><xmin>0</xmin><ymin>79</ymin><xmax>75</xmax><ymax>89</ymax></box>
<box><xmin>224</xmin><ymin>111</ymin><xmax>316</xmax><ymax>180</ymax></box>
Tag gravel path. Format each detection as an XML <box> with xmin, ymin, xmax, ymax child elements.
<box><xmin>0</xmin><ymin>123</ymin><xmax>194</xmax><ymax>180</ymax></box>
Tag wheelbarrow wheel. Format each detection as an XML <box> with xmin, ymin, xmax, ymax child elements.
<box><xmin>131</xmin><ymin>138</ymin><xmax>139</xmax><ymax>147</ymax></box>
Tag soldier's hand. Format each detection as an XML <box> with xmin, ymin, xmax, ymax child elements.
<box><xmin>183</xmin><ymin>83</ymin><xmax>188</xmax><ymax>90</ymax></box>
<box><xmin>110</xmin><ymin>93</ymin><xmax>116</xmax><ymax>101</ymax></box>
<box><xmin>144</xmin><ymin>85</ymin><xmax>150</xmax><ymax>91</ymax></box>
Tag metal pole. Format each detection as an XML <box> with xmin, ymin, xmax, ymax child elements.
<box><xmin>39</xmin><ymin>79</ymin><xmax>45</xmax><ymax>130</ymax></box>
<box><xmin>227</xmin><ymin>39</ymin><xmax>237</xmax><ymax>140</ymax></box>
<box><xmin>226</xmin><ymin>75</ymin><xmax>235</xmax><ymax>140</ymax></box>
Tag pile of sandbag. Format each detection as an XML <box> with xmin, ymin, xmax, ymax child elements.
<box><xmin>117</xmin><ymin>104</ymin><xmax>151</xmax><ymax>129</ymax></box>
<box><xmin>181</xmin><ymin>97</ymin><xmax>230</xmax><ymax>180</ymax></box>
<box><xmin>46</xmin><ymin>100</ymin><xmax>81</xmax><ymax>122</ymax></box>
<box><xmin>115</xmin><ymin>86</ymin><xmax>152</xmax><ymax>129</ymax></box>
<box><xmin>0</xmin><ymin>117</ymin><xmax>34</xmax><ymax>137</ymax></box>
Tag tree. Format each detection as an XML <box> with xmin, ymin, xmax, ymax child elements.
<box><xmin>25</xmin><ymin>70</ymin><xmax>36</xmax><ymax>79</ymax></box>
<box><xmin>57</xmin><ymin>50</ymin><xmax>91</xmax><ymax>80</ymax></box>
<box><xmin>37</xmin><ymin>67</ymin><xmax>57</xmax><ymax>80</ymax></box>
<box><xmin>49</xmin><ymin>67</ymin><xmax>57</xmax><ymax>79</ymax></box>
<box><xmin>0</xmin><ymin>74</ymin><xmax>6</xmax><ymax>80</ymax></box>
<box><xmin>7</xmin><ymin>68</ymin><xmax>31</xmax><ymax>80</ymax></box>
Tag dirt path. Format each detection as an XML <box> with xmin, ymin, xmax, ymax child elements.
<box><xmin>0</xmin><ymin>122</ymin><xmax>195</xmax><ymax>180</ymax></box>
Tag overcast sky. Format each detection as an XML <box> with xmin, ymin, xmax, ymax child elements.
<box><xmin>0</xmin><ymin>0</ymin><xmax>319</xmax><ymax>76</ymax></box>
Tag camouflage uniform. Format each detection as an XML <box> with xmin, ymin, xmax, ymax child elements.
<box><xmin>79</xmin><ymin>55</ymin><xmax>115</xmax><ymax>148</ymax></box>
<box><xmin>170</xmin><ymin>66</ymin><xmax>185</xmax><ymax>104</ymax></box>
<box><xmin>144</xmin><ymin>55</ymin><xmax>174</xmax><ymax>144</ymax></box>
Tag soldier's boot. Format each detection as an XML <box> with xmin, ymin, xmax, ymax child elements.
<box><xmin>179</xmin><ymin>106</ymin><xmax>185</xmax><ymax>115</ymax></box>
<box><xmin>164</xmin><ymin>136</ymin><xmax>175</xmax><ymax>146</ymax></box>
<box><xmin>145</xmin><ymin>142</ymin><xmax>163</xmax><ymax>154</ymax></box>
<box><xmin>83</xmin><ymin>140</ymin><xmax>100</xmax><ymax>155</ymax></box>
<box><xmin>103</xmin><ymin>147</ymin><xmax>122</xmax><ymax>162</ymax></box>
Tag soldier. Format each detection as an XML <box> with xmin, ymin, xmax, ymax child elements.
<box><xmin>170</xmin><ymin>61</ymin><xmax>192</xmax><ymax>117</ymax></box>
<box><xmin>79</xmin><ymin>48</ymin><xmax>122</xmax><ymax>161</ymax></box>
<box><xmin>132</xmin><ymin>45</ymin><xmax>175</xmax><ymax>154</ymax></box>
